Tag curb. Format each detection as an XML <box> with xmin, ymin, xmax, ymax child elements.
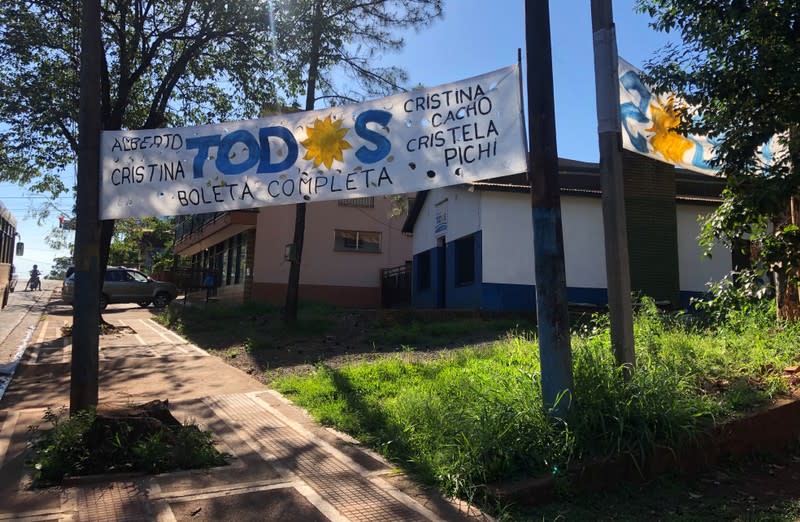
<box><xmin>490</xmin><ymin>395</ymin><xmax>800</xmax><ymax>507</ymax></box>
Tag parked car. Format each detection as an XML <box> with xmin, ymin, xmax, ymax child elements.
<box><xmin>61</xmin><ymin>266</ymin><xmax>178</xmax><ymax>310</ymax></box>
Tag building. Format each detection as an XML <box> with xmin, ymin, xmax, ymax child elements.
<box><xmin>173</xmin><ymin>196</ymin><xmax>413</xmax><ymax>307</ymax></box>
<box><xmin>402</xmin><ymin>153</ymin><xmax>734</xmax><ymax>312</ymax></box>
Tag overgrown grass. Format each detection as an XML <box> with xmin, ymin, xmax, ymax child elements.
<box><xmin>272</xmin><ymin>299</ymin><xmax>800</xmax><ymax>504</ymax></box>
<box><xmin>366</xmin><ymin>317</ymin><xmax>528</xmax><ymax>348</ymax></box>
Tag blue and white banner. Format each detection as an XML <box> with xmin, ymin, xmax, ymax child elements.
<box><xmin>100</xmin><ymin>65</ymin><xmax>527</xmax><ymax>219</ymax></box>
<box><xmin>618</xmin><ymin>57</ymin><xmax>782</xmax><ymax>176</ymax></box>
<box><xmin>618</xmin><ymin>57</ymin><xmax>717</xmax><ymax>175</ymax></box>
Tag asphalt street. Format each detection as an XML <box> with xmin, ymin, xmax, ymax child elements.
<box><xmin>0</xmin><ymin>278</ymin><xmax>58</xmax><ymax>399</ymax></box>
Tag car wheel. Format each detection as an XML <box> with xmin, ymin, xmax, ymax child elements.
<box><xmin>137</xmin><ymin>300</ymin><xmax>151</xmax><ymax>308</ymax></box>
<box><xmin>99</xmin><ymin>293</ymin><xmax>109</xmax><ymax>311</ymax></box>
<box><xmin>152</xmin><ymin>292</ymin><xmax>171</xmax><ymax>308</ymax></box>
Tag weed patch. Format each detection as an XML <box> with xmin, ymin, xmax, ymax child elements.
<box><xmin>272</xmin><ymin>299</ymin><xmax>800</xmax><ymax>506</ymax></box>
<box><xmin>27</xmin><ymin>401</ymin><xmax>228</xmax><ymax>486</ymax></box>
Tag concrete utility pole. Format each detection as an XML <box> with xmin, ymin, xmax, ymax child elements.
<box><xmin>526</xmin><ymin>0</ymin><xmax>573</xmax><ymax>414</ymax></box>
<box><xmin>591</xmin><ymin>0</ymin><xmax>636</xmax><ymax>375</ymax></box>
<box><xmin>71</xmin><ymin>0</ymin><xmax>102</xmax><ymax>413</ymax></box>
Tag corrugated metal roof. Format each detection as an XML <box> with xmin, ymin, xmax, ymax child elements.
<box><xmin>402</xmin><ymin>157</ymin><xmax>726</xmax><ymax>233</ymax></box>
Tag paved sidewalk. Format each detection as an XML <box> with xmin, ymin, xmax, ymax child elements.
<box><xmin>0</xmin><ymin>295</ymin><xmax>490</xmax><ymax>521</ymax></box>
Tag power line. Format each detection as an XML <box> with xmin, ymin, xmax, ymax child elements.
<box><xmin>0</xmin><ymin>196</ymin><xmax>74</xmax><ymax>199</ymax></box>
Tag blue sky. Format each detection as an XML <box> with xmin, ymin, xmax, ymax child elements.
<box><xmin>0</xmin><ymin>0</ymin><xmax>677</xmax><ymax>277</ymax></box>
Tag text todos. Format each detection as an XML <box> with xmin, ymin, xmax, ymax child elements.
<box><xmin>107</xmin><ymin>82</ymin><xmax>505</xmax><ymax>209</ymax></box>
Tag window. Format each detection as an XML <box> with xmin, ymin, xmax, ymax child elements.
<box><xmin>334</xmin><ymin>230</ymin><xmax>381</xmax><ymax>253</ymax></box>
<box><xmin>338</xmin><ymin>197</ymin><xmax>375</xmax><ymax>208</ymax></box>
<box><xmin>127</xmin><ymin>270</ymin><xmax>148</xmax><ymax>282</ymax></box>
<box><xmin>234</xmin><ymin>234</ymin><xmax>243</xmax><ymax>284</ymax></box>
<box><xmin>105</xmin><ymin>270</ymin><xmax>123</xmax><ymax>282</ymax></box>
<box><xmin>417</xmin><ymin>250</ymin><xmax>431</xmax><ymax>290</ymax></box>
<box><xmin>455</xmin><ymin>234</ymin><xmax>475</xmax><ymax>285</ymax></box>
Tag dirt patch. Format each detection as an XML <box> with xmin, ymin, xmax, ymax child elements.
<box><xmin>29</xmin><ymin>400</ymin><xmax>228</xmax><ymax>486</ymax></box>
<box><xmin>159</xmin><ymin>304</ymin><xmax>516</xmax><ymax>384</ymax></box>
<box><xmin>187</xmin><ymin>310</ymin><xmax>506</xmax><ymax>383</ymax></box>
<box><xmin>60</xmin><ymin>324</ymin><xmax>137</xmax><ymax>338</ymax></box>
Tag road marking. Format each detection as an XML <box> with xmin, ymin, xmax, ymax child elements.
<box><xmin>118</xmin><ymin>319</ymin><xmax>148</xmax><ymax>347</ymax></box>
<box><xmin>0</xmin><ymin>508</ymin><xmax>65</xmax><ymax>521</ymax></box>
<box><xmin>134</xmin><ymin>318</ymin><xmax>176</xmax><ymax>344</ymax></box>
<box><xmin>35</xmin><ymin>317</ymin><xmax>49</xmax><ymax>345</ymax></box>
<box><xmin>136</xmin><ymin>319</ymin><xmax>208</xmax><ymax>355</ymax></box>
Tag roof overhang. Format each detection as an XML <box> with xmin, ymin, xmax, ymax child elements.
<box><xmin>174</xmin><ymin>211</ymin><xmax>257</xmax><ymax>256</ymax></box>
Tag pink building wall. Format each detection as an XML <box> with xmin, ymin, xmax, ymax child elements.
<box><xmin>252</xmin><ymin>197</ymin><xmax>412</xmax><ymax>307</ymax></box>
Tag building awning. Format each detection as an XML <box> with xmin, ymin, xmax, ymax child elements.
<box><xmin>174</xmin><ymin>210</ymin><xmax>257</xmax><ymax>256</ymax></box>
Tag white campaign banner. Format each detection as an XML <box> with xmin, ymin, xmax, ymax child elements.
<box><xmin>100</xmin><ymin>65</ymin><xmax>527</xmax><ymax>219</ymax></box>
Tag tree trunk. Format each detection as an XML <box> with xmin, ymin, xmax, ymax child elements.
<box><xmin>284</xmin><ymin>0</ymin><xmax>323</xmax><ymax>325</ymax></box>
<box><xmin>775</xmin><ymin>268</ymin><xmax>800</xmax><ymax>321</ymax></box>
<box><xmin>99</xmin><ymin>219</ymin><xmax>115</xmax><ymax>326</ymax></box>
<box><xmin>773</xmin><ymin>203</ymin><xmax>800</xmax><ymax>321</ymax></box>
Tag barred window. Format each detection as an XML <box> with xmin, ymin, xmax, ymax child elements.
<box><xmin>338</xmin><ymin>197</ymin><xmax>375</xmax><ymax>208</ymax></box>
<box><xmin>334</xmin><ymin>230</ymin><xmax>381</xmax><ymax>253</ymax></box>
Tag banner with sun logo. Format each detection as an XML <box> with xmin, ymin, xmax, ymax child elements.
<box><xmin>99</xmin><ymin>65</ymin><xmax>527</xmax><ymax>219</ymax></box>
<box><xmin>618</xmin><ymin>57</ymin><xmax>718</xmax><ymax>175</ymax></box>
<box><xmin>619</xmin><ymin>58</ymin><xmax>783</xmax><ymax>176</ymax></box>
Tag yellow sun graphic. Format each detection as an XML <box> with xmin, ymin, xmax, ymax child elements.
<box><xmin>301</xmin><ymin>115</ymin><xmax>352</xmax><ymax>169</ymax></box>
<box><xmin>646</xmin><ymin>97</ymin><xmax>693</xmax><ymax>164</ymax></box>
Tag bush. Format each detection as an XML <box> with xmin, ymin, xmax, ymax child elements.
<box><xmin>691</xmin><ymin>269</ymin><xmax>772</xmax><ymax>328</ymax></box>
<box><xmin>27</xmin><ymin>405</ymin><xmax>229</xmax><ymax>486</ymax></box>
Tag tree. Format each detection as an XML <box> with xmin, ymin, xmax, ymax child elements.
<box><xmin>636</xmin><ymin>0</ymin><xmax>800</xmax><ymax>320</ymax></box>
<box><xmin>49</xmin><ymin>256</ymin><xmax>73</xmax><ymax>280</ymax></box>
<box><xmin>0</xmin><ymin>0</ymin><xmax>285</xmax><ymax>291</ymax></box>
<box><xmin>1</xmin><ymin>0</ymin><xmax>288</xmax><ymax>411</ymax></box>
<box><xmin>109</xmin><ymin>217</ymin><xmax>174</xmax><ymax>271</ymax></box>
<box><xmin>270</xmin><ymin>0</ymin><xmax>443</xmax><ymax>324</ymax></box>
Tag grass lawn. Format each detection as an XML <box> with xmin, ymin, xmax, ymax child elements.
<box><xmin>268</xmin><ymin>299</ymin><xmax>800</xmax><ymax>518</ymax></box>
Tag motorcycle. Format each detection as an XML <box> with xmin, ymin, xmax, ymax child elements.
<box><xmin>26</xmin><ymin>273</ymin><xmax>41</xmax><ymax>291</ymax></box>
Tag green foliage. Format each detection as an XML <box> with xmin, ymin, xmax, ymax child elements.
<box><xmin>368</xmin><ymin>317</ymin><xmax>526</xmax><ymax>348</ymax></box>
<box><xmin>27</xmin><ymin>407</ymin><xmax>96</xmax><ymax>485</ymax></box>
<box><xmin>273</xmin><ymin>301</ymin><xmax>800</xmax><ymax>505</ymax></box>
<box><xmin>273</xmin><ymin>0</ymin><xmax>444</xmax><ymax>104</ymax></box>
<box><xmin>27</xmin><ymin>407</ymin><xmax>228</xmax><ymax>486</ymax></box>
<box><xmin>109</xmin><ymin>217</ymin><xmax>175</xmax><ymax>270</ymax></box>
<box><xmin>691</xmin><ymin>270</ymin><xmax>772</xmax><ymax>327</ymax></box>
<box><xmin>0</xmin><ymin>0</ymin><xmax>286</xmax><ymax>196</ymax></box>
<box><xmin>47</xmin><ymin>256</ymin><xmax>73</xmax><ymax>280</ymax></box>
<box><xmin>636</xmin><ymin>0</ymin><xmax>800</xmax><ymax>319</ymax></box>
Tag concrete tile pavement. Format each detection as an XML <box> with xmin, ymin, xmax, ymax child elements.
<box><xmin>0</xmin><ymin>293</ymin><xmax>492</xmax><ymax>521</ymax></box>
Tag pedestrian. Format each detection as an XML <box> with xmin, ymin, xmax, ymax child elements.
<box><xmin>203</xmin><ymin>271</ymin><xmax>215</xmax><ymax>302</ymax></box>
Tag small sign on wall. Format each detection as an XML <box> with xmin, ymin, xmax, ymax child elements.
<box><xmin>434</xmin><ymin>200</ymin><xmax>448</xmax><ymax>235</ymax></box>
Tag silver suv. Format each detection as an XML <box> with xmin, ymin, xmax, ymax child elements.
<box><xmin>62</xmin><ymin>266</ymin><xmax>178</xmax><ymax>310</ymax></box>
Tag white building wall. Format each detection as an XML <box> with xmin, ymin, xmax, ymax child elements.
<box><xmin>411</xmin><ymin>186</ymin><xmax>481</xmax><ymax>254</ymax></box>
<box><xmin>561</xmin><ymin>196</ymin><xmax>608</xmax><ymax>289</ymax></box>
<box><xmin>676</xmin><ymin>203</ymin><xmax>731</xmax><ymax>292</ymax></box>
<box><xmin>480</xmin><ymin>191</ymin><xmax>534</xmax><ymax>284</ymax></box>
<box><xmin>480</xmin><ymin>192</ymin><xmax>607</xmax><ymax>289</ymax></box>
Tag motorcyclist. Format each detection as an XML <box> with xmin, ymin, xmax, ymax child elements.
<box><xmin>28</xmin><ymin>264</ymin><xmax>41</xmax><ymax>291</ymax></box>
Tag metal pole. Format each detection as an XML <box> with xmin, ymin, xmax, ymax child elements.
<box><xmin>71</xmin><ymin>0</ymin><xmax>102</xmax><ymax>413</ymax></box>
<box><xmin>526</xmin><ymin>0</ymin><xmax>573</xmax><ymax>415</ymax></box>
<box><xmin>591</xmin><ymin>0</ymin><xmax>636</xmax><ymax>375</ymax></box>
